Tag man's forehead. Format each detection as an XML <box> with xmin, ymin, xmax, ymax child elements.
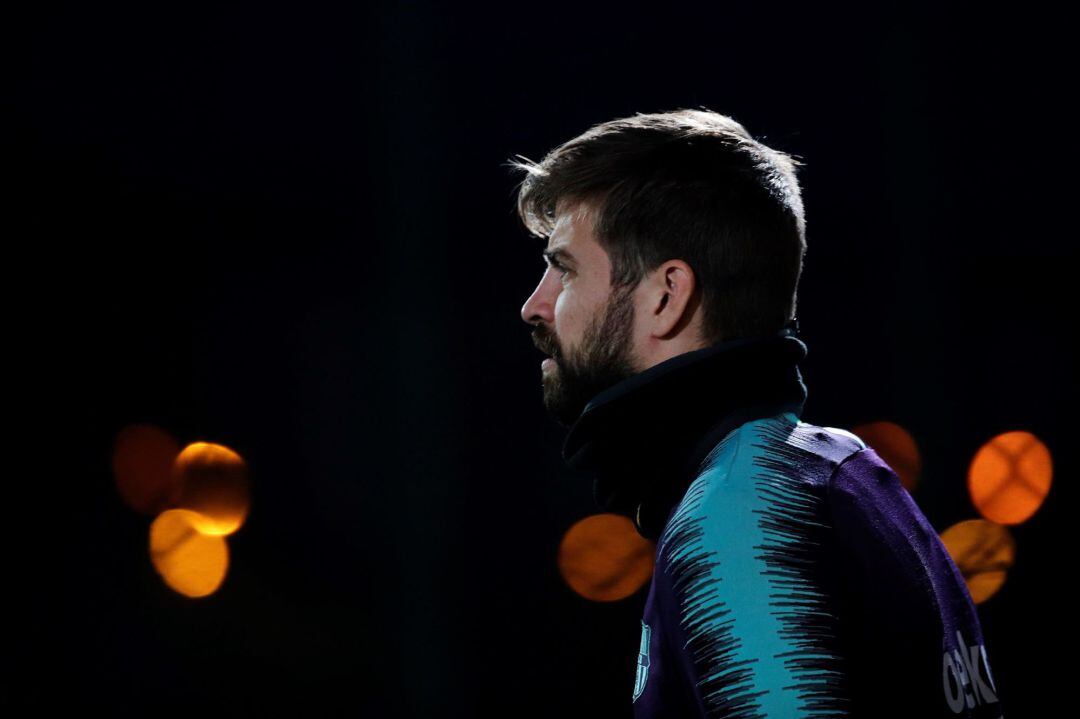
<box><xmin>548</xmin><ymin>198</ymin><xmax>598</xmax><ymax>249</ymax></box>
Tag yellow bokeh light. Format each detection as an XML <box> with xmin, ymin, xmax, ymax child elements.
<box><xmin>112</xmin><ymin>424</ymin><xmax>182</xmax><ymax>515</ymax></box>
<box><xmin>968</xmin><ymin>430</ymin><xmax>1052</xmax><ymax>525</ymax></box>
<box><xmin>939</xmin><ymin>518</ymin><xmax>1016</xmax><ymax>604</ymax></box>
<box><xmin>849</xmin><ymin>421</ymin><xmax>922</xmax><ymax>492</ymax></box>
<box><xmin>149</xmin><ymin>509</ymin><xmax>230</xmax><ymax>598</ymax></box>
<box><xmin>557</xmin><ymin>513</ymin><xmax>654</xmax><ymax>602</ymax></box>
<box><xmin>173</xmin><ymin>441</ymin><xmax>251</xmax><ymax>536</ymax></box>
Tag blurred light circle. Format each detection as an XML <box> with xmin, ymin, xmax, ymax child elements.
<box><xmin>939</xmin><ymin>518</ymin><xmax>1016</xmax><ymax>604</ymax></box>
<box><xmin>557</xmin><ymin>513</ymin><xmax>654</xmax><ymax>602</ymax></box>
<box><xmin>112</xmin><ymin>424</ymin><xmax>183</xmax><ymax>515</ymax></box>
<box><xmin>149</xmin><ymin>509</ymin><xmax>229</xmax><ymax>598</ymax></box>
<box><xmin>968</xmin><ymin>430</ymin><xmax>1052</xmax><ymax>525</ymax></box>
<box><xmin>173</xmin><ymin>441</ymin><xmax>250</xmax><ymax>536</ymax></box>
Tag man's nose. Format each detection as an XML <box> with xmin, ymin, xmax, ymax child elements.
<box><xmin>521</xmin><ymin>275</ymin><xmax>555</xmax><ymax>326</ymax></box>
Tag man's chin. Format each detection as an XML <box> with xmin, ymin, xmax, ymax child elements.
<box><xmin>541</xmin><ymin>376</ymin><xmax>587</xmax><ymax>428</ymax></box>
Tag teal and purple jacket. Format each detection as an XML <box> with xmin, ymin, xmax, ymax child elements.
<box><xmin>562</xmin><ymin>330</ymin><xmax>1004</xmax><ymax>718</ymax></box>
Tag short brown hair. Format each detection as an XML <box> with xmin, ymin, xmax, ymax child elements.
<box><xmin>509</xmin><ymin>108</ymin><xmax>806</xmax><ymax>344</ymax></box>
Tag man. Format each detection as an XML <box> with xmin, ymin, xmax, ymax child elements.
<box><xmin>514</xmin><ymin>109</ymin><xmax>1004</xmax><ymax>718</ymax></box>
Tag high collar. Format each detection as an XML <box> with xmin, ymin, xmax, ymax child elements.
<box><xmin>561</xmin><ymin>331</ymin><xmax>809</xmax><ymax>540</ymax></box>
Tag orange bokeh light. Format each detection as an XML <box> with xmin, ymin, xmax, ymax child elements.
<box><xmin>557</xmin><ymin>513</ymin><xmax>654</xmax><ymax>602</ymax></box>
<box><xmin>149</xmin><ymin>509</ymin><xmax>230</xmax><ymax>598</ymax></box>
<box><xmin>968</xmin><ymin>430</ymin><xmax>1052</xmax><ymax>525</ymax></box>
<box><xmin>173</xmin><ymin>441</ymin><xmax>250</xmax><ymax>536</ymax></box>
<box><xmin>112</xmin><ymin>424</ymin><xmax>183</xmax><ymax>515</ymax></box>
<box><xmin>849</xmin><ymin>421</ymin><xmax>922</xmax><ymax>492</ymax></box>
<box><xmin>939</xmin><ymin>519</ymin><xmax>1016</xmax><ymax>604</ymax></box>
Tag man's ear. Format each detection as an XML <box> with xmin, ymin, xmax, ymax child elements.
<box><xmin>647</xmin><ymin>260</ymin><xmax>697</xmax><ymax>339</ymax></box>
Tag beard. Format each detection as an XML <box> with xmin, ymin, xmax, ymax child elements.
<box><xmin>533</xmin><ymin>284</ymin><xmax>640</xmax><ymax>427</ymax></box>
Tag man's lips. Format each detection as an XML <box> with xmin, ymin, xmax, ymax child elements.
<box><xmin>532</xmin><ymin>333</ymin><xmax>559</xmax><ymax>369</ymax></box>
<box><xmin>540</xmin><ymin>347</ymin><xmax>560</xmax><ymax>370</ymax></box>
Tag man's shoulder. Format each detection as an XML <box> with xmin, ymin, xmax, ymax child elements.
<box><xmin>650</xmin><ymin>414</ymin><xmax>873</xmax><ymax>718</ymax></box>
<box><xmin>659</xmin><ymin>413</ymin><xmax>869</xmax><ymax>553</ymax></box>
<box><xmin>694</xmin><ymin>412</ymin><xmax>869</xmax><ymax>487</ymax></box>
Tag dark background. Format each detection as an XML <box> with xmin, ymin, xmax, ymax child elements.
<box><xmin>8</xmin><ymin>1</ymin><xmax>1073</xmax><ymax>715</ymax></box>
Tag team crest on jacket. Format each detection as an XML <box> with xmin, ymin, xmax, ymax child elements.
<box><xmin>633</xmin><ymin>620</ymin><xmax>651</xmax><ymax>702</ymax></box>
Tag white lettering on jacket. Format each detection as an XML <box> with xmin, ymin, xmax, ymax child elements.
<box><xmin>943</xmin><ymin>629</ymin><xmax>999</xmax><ymax>713</ymax></box>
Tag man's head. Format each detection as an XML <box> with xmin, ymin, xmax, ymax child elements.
<box><xmin>514</xmin><ymin>109</ymin><xmax>806</xmax><ymax>426</ymax></box>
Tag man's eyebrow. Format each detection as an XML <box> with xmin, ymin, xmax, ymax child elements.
<box><xmin>542</xmin><ymin>247</ymin><xmax>577</xmax><ymax>268</ymax></box>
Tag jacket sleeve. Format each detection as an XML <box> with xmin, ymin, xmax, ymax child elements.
<box><xmin>651</xmin><ymin>431</ymin><xmax>852</xmax><ymax>718</ymax></box>
<box><xmin>825</xmin><ymin>447</ymin><xmax>1005</xmax><ymax>717</ymax></box>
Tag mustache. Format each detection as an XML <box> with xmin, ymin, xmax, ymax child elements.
<box><xmin>532</xmin><ymin>327</ymin><xmax>561</xmax><ymax>357</ymax></box>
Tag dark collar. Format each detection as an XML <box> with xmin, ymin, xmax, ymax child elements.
<box><xmin>561</xmin><ymin>331</ymin><xmax>809</xmax><ymax>539</ymax></box>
